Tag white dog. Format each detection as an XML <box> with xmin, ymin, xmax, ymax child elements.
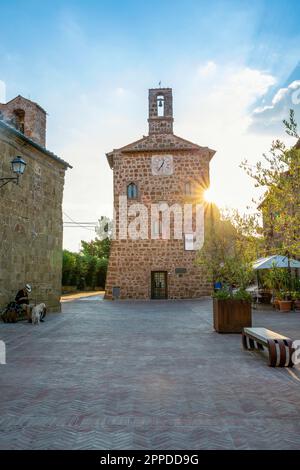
<box><xmin>31</xmin><ymin>303</ymin><xmax>46</xmax><ymax>325</ymax></box>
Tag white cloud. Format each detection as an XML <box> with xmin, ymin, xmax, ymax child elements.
<box><xmin>115</xmin><ymin>87</ymin><xmax>126</xmax><ymax>96</ymax></box>
<box><xmin>229</xmin><ymin>67</ymin><xmax>276</xmax><ymax>101</ymax></box>
<box><xmin>175</xmin><ymin>64</ymin><xmax>277</xmax><ymax>213</ymax></box>
<box><xmin>273</xmin><ymin>87</ymin><xmax>289</xmax><ymax>105</ymax></box>
<box><xmin>0</xmin><ymin>80</ymin><xmax>6</xmax><ymax>102</ymax></box>
<box><xmin>197</xmin><ymin>61</ymin><xmax>217</xmax><ymax>77</ymax></box>
<box><xmin>251</xmin><ymin>80</ymin><xmax>300</xmax><ymax>133</ymax></box>
<box><xmin>180</xmin><ymin>64</ymin><xmax>276</xmax><ymax>137</ymax></box>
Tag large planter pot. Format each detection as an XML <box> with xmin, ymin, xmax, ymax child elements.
<box><xmin>213</xmin><ymin>298</ymin><xmax>252</xmax><ymax>333</ymax></box>
<box><xmin>278</xmin><ymin>300</ymin><xmax>292</xmax><ymax>312</ymax></box>
<box><xmin>294</xmin><ymin>300</ymin><xmax>300</xmax><ymax>311</ymax></box>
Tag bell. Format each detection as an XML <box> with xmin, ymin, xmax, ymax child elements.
<box><xmin>158</xmin><ymin>99</ymin><xmax>163</xmax><ymax>107</ymax></box>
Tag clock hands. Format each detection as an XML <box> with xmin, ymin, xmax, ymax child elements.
<box><xmin>158</xmin><ymin>160</ymin><xmax>165</xmax><ymax>171</ymax></box>
<box><xmin>151</xmin><ymin>155</ymin><xmax>173</xmax><ymax>175</ymax></box>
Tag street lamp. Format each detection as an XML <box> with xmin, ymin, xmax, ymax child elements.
<box><xmin>0</xmin><ymin>156</ymin><xmax>26</xmax><ymax>189</ymax></box>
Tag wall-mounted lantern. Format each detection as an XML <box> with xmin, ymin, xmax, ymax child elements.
<box><xmin>0</xmin><ymin>156</ymin><xmax>26</xmax><ymax>189</ymax></box>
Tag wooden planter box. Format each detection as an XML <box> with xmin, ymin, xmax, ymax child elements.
<box><xmin>278</xmin><ymin>300</ymin><xmax>292</xmax><ymax>312</ymax></box>
<box><xmin>213</xmin><ymin>298</ymin><xmax>252</xmax><ymax>333</ymax></box>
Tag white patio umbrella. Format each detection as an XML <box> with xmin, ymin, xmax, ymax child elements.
<box><xmin>253</xmin><ymin>255</ymin><xmax>300</xmax><ymax>270</ymax></box>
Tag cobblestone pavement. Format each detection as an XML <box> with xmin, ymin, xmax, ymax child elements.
<box><xmin>1</xmin><ymin>296</ymin><xmax>300</xmax><ymax>450</ymax></box>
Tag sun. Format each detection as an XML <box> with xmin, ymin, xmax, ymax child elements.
<box><xmin>204</xmin><ymin>187</ymin><xmax>216</xmax><ymax>204</ymax></box>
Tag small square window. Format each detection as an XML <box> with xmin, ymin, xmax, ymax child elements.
<box><xmin>184</xmin><ymin>233</ymin><xmax>196</xmax><ymax>251</ymax></box>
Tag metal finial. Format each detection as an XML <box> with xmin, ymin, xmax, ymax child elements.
<box><xmin>159</xmin><ymin>81</ymin><xmax>161</xmax><ymax>88</ymax></box>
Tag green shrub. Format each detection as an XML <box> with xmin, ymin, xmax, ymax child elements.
<box><xmin>212</xmin><ymin>288</ymin><xmax>231</xmax><ymax>300</ymax></box>
<box><xmin>62</xmin><ymin>245</ymin><xmax>109</xmax><ymax>290</ymax></box>
<box><xmin>233</xmin><ymin>288</ymin><xmax>252</xmax><ymax>302</ymax></box>
<box><xmin>213</xmin><ymin>287</ymin><xmax>252</xmax><ymax>302</ymax></box>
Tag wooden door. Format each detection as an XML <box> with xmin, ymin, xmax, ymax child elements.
<box><xmin>151</xmin><ymin>271</ymin><xmax>168</xmax><ymax>299</ymax></box>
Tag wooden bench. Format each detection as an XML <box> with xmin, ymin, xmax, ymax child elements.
<box><xmin>242</xmin><ymin>327</ymin><xmax>294</xmax><ymax>367</ymax></box>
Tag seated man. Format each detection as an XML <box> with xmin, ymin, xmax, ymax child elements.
<box><xmin>15</xmin><ymin>284</ymin><xmax>33</xmax><ymax>321</ymax></box>
<box><xmin>15</xmin><ymin>285</ymin><xmax>46</xmax><ymax>323</ymax></box>
<box><xmin>15</xmin><ymin>284</ymin><xmax>38</xmax><ymax>322</ymax></box>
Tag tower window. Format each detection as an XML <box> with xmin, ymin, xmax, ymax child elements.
<box><xmin>127</xmin><ymin>183</ymin><xmax>138</xmax><ymax>199</ymax></box>
<box><xmin>185</xmin><ymin>182</ymin><xmax>192</xmax><ymax>195</ymax></box>
<box><xmin>13</xmin><ymin>109</ymin><xmax>25</xmax><ymax>134</ymax></box>
<box><xmin>157</xmin><ymin>95</ymin><xmax>164</xmax><ymax>117</ymax></box>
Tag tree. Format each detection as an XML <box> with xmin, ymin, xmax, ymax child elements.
<box><xmin>81</xmin><ymin>237</ymin><xmax>111</xmax><ymax>258</ymax></box>
<box><xmin>198</xmin><ymin>208</ymin><xmax>236</xmax><ymax>285</ymax></box>
<box><xmin>62</xmin><ymin>250</ymin><xmax>77</xmax><ymax>285</ymax></box>
<box><xmin>62</xmin><ymin>216</ymin><xmax>112</xmax><ymax>290</ymax></box>
<box><xmin>198</xmin><ymin>111</ymin><xmax>299</xmax><ymax>293</ymax></box>
<box><xmin>81</xmin><ymin>216</ymin><xmax>112</xmax><ymax>258</ymax></box>
<box><xmin>241</xmin><ymin>109</ymin><xmax>300</xmax><ymax>258</ymax></box>
<box><xmin>96</xmin><ymin>257</ymin><xmax>109</xmax><ymax>288</ymax></box>
<box><xmin>197</xmin><ymin>206</ymin><xmax>258</xmax><ymax>288</ymax></box>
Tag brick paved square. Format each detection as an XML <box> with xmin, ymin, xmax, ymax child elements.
<box><xmin>0</xmin><ymin>296</ymin><xmax>300</xmax><ymax>449</ymax></box>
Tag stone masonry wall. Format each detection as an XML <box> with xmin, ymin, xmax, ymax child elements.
<box><xmin>105</xmin><ymin>149</ymin><xmax>212</xmax><ymax>299</ymax></box>
<box><xmin>148</xmin><ymin>88</ymin><xmax>173</xmax><ymax>135</ymax></box>
<box><xmin>0</xmin><ymin>96</ymin><xmax>46</xmax><ymax>147</ymax></box>
<box><xmin>0</xmin><ymin>126</ymin><xmax>65</xmax><ymax>311</ymax></box>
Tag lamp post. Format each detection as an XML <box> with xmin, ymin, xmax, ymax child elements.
<box><xmin>0</xmin><ymin>156</ymin><xmax>26</xmax><ymax>189</ymax></box>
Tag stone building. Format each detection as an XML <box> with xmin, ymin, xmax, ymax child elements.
<box><xmin>105</xmin><ymin>88</ymin><xmax>216</xmax><ymax>300</ymax></box>
<box><xmin>0</xmin><ymin>95</ymin><xmax>71</xmax><ymax>311</ymax></box>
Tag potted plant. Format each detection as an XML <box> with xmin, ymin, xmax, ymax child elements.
<box><xmin>277</xmin><ymin>290</ymin><xmax>293</xmax><ymax>312</ymax></box>
<box><xmin>273</xmin><ymin>292</ymin><xmax>280</xmax><ymax>310</ymax></box>
<box><xmin>212</xmin><ymin>258</ymin><xmax>254</xmax><ymax>334</ymax></box>
<box><xmin>213</xmin><ymin>287</ymin><xmax>252</xmax><ymax>333</ymax></box>
<box><xmin>295</xmin><ymin>297</ymin><xmax>300</xmax><ymax>312</ymax></box>
<box><xmin>264</xmin><ymin>266</ymin><xmax>292</xmax><ymax>311</ymax></box>
<box><xmin>291</xmin><ymin>291</ymin><xmax>300</xmax><ymax>311</ymax></box>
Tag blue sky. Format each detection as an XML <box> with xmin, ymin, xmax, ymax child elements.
<box><xmin>1</xmin><ymin>0</ymin><xmax>300</xmax><ymax>250</ymax></box>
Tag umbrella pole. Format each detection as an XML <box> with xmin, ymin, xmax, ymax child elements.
<box><xmin>286</xmin><ymin>251</ymin><xmax>292</xmax><ymax>292</ymax></box>
<box><xmin>256</xmin><ymin>270</ymin><xmax>260</xmax><ymax>305</ymax></box>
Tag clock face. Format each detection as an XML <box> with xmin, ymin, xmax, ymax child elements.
<box><xmin>151</xmin><ymin>155</ymin><xmax>174</xmax><ymax>176</ymax></box>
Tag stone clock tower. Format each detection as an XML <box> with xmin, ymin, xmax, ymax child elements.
<box><xmin>105</xmin><ymin>88</ymin><xmax>216</xmax><ymax>300</ymax></box>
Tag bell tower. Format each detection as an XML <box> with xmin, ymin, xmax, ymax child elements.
<box><xmin>0</xmin><ymin>95</ymin><xmax>46</xmax><ymax>147</ymax></box>
<box><xmin>148</xmin><ymin>88</ymin><xmax>174</xmax><ymax>135</ymax></box>
<box><xmin>105</xmin><ymin>87</ymin><xmax>216</xmax><ymax>300</ymax></box>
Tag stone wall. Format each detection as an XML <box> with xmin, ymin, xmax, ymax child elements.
<box><xmin>105</xmin><ymin>239</ymin><xmax>212</xmax><ymax>300</ymax></box>
<box><xmin>0</xmin><ymin>96</ymin><xmax>46</xmax><ymax>147</ymax></box>
<box><xmin>0</xmin><ymin>125</ymin><xmax>66</xmax><ymax>312</ymax></box>
<box><xmin>105</xmin><ymin>149</ymin><xmax>213</xmax><ymax>300</ymax></box>
<box><xmin>148</xmin><ymin>88</ymin><xmax>174</xmax><ymax>135</ymax></box>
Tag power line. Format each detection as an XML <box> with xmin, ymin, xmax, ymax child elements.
<box><xmin>64</xmin><ymin>222</ymin><xmax>98</xmax><ymax>224</ymax></box>
<box><xmin>64</xmin><ymin>223</ymin><xmax>97</xmax><ymax>227</ymax></box>
<box><xmin>63</xmin><ymin>211</ymin><xmax>96</xmax><ymax>232</ymax></box>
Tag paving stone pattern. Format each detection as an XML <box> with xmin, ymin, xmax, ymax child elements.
<box><xmin>0</xmin><ymin>297</ymin><xmax>300</xmax><ymax>450</ymax></box>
